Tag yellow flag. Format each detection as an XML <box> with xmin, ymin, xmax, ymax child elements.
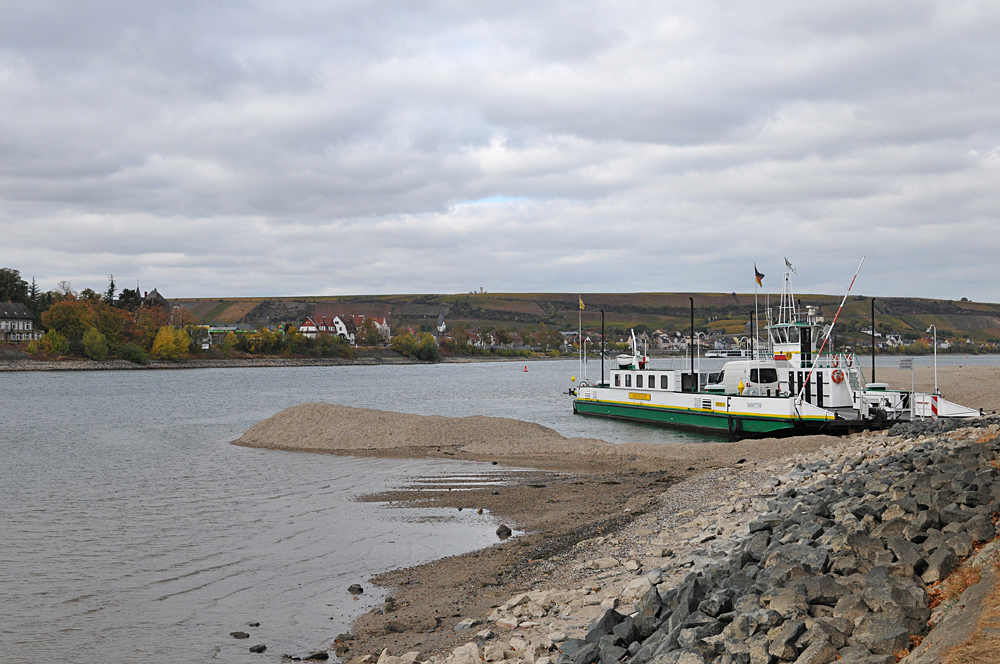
<box><xmin>579</xmin><ymin>296</ymin><xmax>585</xmax><ymax>311</ymax></box>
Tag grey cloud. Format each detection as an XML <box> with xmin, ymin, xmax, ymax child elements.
<box><xmin>1</xmin><ymin>1</ymin><xmax>999</xmax><ymax>299</ymax></box>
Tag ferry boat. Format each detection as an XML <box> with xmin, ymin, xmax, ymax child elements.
<box><xmin>572</xmin><ymin>268</ymin><xmax>978</xmax><ymax>438</ymax></box>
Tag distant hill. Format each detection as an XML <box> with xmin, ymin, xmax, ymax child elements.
<box><xmin>171</xmin><ymin>292</ymin><xmax>1000</xmax><ymax>346</ymax></box>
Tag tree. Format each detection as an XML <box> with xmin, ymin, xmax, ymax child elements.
<box><xmin>116</xmin><ymin>288</ymin><xmax>142</xmax><ymax>311</ymax></box>
<box><xmin>105</xmin><ymin>274</ymin><xmax>116</xmax><ymax>305</ymax></box>
<box><xmin>360</xmin><ymin>319</ymin><xmax>380</xmax><ymax>346</ymax></box>
<box><xmin>0</xmin><ymin>267</ymin><xmax>29</xmax><ymax>304</ymax></box>
<box><xmin>82</xmin><ymin>327</ymin><xmax>109</xmax><ymax>360</ymax></box>
<box><xmin>220</xmin><ymin>331</ymin><xmax>239</xmax><ymax>354</ymax></box>
<box><xmin>151</xmin><ymin>326</ymin><xmax>189</xmax><ymax>360</ymax></box>
<box><xmin>42</xmin><ymin>298</ymin><xmax>94</xmax><ymax>348</ymax></box>
<box><xmin>27</xmin><ymin>330</ymin><xmax>70</xmax><ymax>356</ymax></box>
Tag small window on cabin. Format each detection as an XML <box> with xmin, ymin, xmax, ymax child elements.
<box><xmin>661</xmin><ymin>375</ymin><xmax>669</xmax><ymax>389</ymax></box>
<box><xmin>649</xmin><ymin>374</ymin><xmax>655</xmax><ymax>389</ymax></box>
<box><xmin>750</xmin><ymin>369</ymin><xmax>759</xmax><ymax>382</ymax></box>
<box><xmin>625</xmin><ymin>374</ymin><xmax>632</xmax><ymax>387</ymax></box>
<box><xmin>760</xmin><ymin>369</ymin><xmax>778</xmax><ymax>383</ymax></box>
<box><xmin>716</xmin><ymin>371</ymin><xmax>725</xmax><ymax>384</ymax></box>
<box><xmin>615</xmin><ymin>374</ymin><xmax>621</xmax><ymax>387</ymax></box>
<box><xmin>636</xmin><ymin>375</ymin><xmax>643</xmax><ymax>388</ymax></box>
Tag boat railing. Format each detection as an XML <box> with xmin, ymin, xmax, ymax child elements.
<box><xmin>801</xmin><ymin>352</ymin><xmax>866</xmax><ymax>390</ymax></box>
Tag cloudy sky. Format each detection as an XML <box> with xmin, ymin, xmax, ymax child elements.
<box><xmin>1</xmin><ymin>1</ymin><xmax>999</xmax><ymax>300</ymax></box>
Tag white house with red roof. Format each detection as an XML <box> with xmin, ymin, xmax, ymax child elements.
<box><xmin>298</xmin><ymin>314</ymin><xmax>390</xmax><ymax>344</ymax></box>
<box><xmin>297</xmin><ymin>315</ymin><xmax>356</xmax><ymax>344</ymax></box>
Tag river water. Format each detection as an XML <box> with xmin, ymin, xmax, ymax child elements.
<box><xmin>3</xmin><ymin>355</ymin><xmax>996</xmax><ymax>662</ymax></box>
<box><xmin>0</xmin><ymin>359</ymin><xmax>707</xmax><ymax>664</ymax></box>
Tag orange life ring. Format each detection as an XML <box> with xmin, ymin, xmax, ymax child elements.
<box><xmin>831</xmin><ymin>369</ymin><xmax>845</xmax><ymax>384</ymax></box>
<box><xmin>846</xmin><ymin>355</ymin><xmax>854</xmax><ymax>367</ymax></box>
<box><xmin>832</xmin><ymin>355</ymin><xmax>840</xmax><ymax>367</ymax></box>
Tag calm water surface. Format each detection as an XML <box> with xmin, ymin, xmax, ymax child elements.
<box><xmin>0</xmin><ymin>359</ymin><xmax>707</xmax><ymax>664</ymax></box>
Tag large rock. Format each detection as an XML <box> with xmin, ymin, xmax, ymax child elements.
<box><xmin>800</xmin><ymin>575</ymin><xmax>848</xmax><ymax>606</ymax></box>
<box><xmin>586</xmin><ymin>610</ymin><xmax>627</xmax><ymax>644</ymax></box>
<box><xmin>921</xmin><ymin>547</ymin><xmax>960</xmax><ymax>584</ymax></box>
<box><xmin>764</xmin><ymin>545</ymin><xmax>829</xmax><ymax>575</ymax></box>
<box><xmin>965</xmin><ymin>514</ymin><xmax>997</xmax><ymax>542</ymax></box>
<box><xmin>761</xmin><ymin>585</ymin><xmax>808</xmax><ymax>617</ymax></box>
<box><xmin>851</xmin><ymin>613</ymin><xmax>910</xmax><ymax>655</ymax></box>
<box><xmin>767</xmin><ymin>618</ymin><xmax>805</xmax><ymax>660</ymax></box>
<box><xmin>793</xmin><ymin>636</ymin><xmax>837</xmax><ymax>664</ymax></box>
<box><xmin>567</xmin><ymin>643</ymin><xmax>600</xmax><ymax>664</ymax></box>
<box><xmin>847</xmin><ymin>534</ymin><xmax>885</xmax><ymax>560</ymax></box>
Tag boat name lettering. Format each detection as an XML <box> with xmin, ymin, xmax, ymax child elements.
<box><xmin>628</xmin><ymin>392</ymin><xmax>651</xmax><ymax>401</ymax></box>
<box><xmin>747</xmin><ymin>401</ymin><xmax>762</xmax><ymax>409</ymax></box>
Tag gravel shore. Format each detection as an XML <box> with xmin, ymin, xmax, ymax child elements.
<box><xmin>332</xmin><ymin>419</ymin><xmax>1000</xmax><ymax>664</ymax></box>
<box><xmin>233</xmin><ymin>396</ymin><xmax>1000</xmax><ymax>664</ymax></box>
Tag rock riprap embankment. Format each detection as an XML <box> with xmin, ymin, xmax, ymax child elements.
<box><xmin>362</xmin><ymin>417</ymin><xmax>1000</xmax><ymax>664</ymax></box>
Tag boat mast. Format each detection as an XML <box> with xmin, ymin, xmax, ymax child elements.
<box><xmin>796</xmin><ymin>256</ymin><xmax>866</xmax><ymax>403</ymax></box>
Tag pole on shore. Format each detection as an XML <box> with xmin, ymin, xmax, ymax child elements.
<box><xmin>871</xmin><ymin>298</ymin><xmax>876</xmax><ymax>384</ymax></box>
<box><xmin>690</xmin><ymin>297</ymin><xmax>695</xmax><ymax>392</ymax></box>
<box><xmin>601</xmin><ymin>310</ymin><xmax>605</xmax><ymax>387</ymax></box>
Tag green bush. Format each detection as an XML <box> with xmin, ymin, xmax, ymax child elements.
<box><xmin>118</xmin><ymin>342</ymin><xmax>149</xmax><ymax>365</ymax></box>
<box><xmin>416</xmin><ymin>333</ymin><xmax>440</xmax><ymax>361</ymax></box>
<box><xmin>82</xmin><ymin>327</ymin><xmax>109</xmax><ymax>360</ymax></box>
<box><xmin>27</xmin><ymin>330</ymin><xmax>70</xmax><ymax>356</ymax></box>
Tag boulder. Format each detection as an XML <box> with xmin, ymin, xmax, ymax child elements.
<box><xmin>921</xmin><ymin>547</ymin><xmax>960</xmax><ymax>584</ymax></box>
<box><xmin>586</xmin><ymin>609</ymin><xmax>627</xmax><ymax>644</ymax></box>
<box><xmin>851</xmin><ymin>613</ymin><xmax>909</xmax><ymax>655</ymax></box>
<box><xmin>231</xmin><ymin>632</ymin><xmax>250</xmax><ymax>639</ymax></box>
<box><xmin>250</xmin><ymin>644</ymin><xmax>267</xmax><ymax>653</ymax></box>
<box><xmin>965</xmin><ymin>514</ymin><xmax>997</xmax><ymax>542</ymax></box>
<box><xmin>348</xmin><ymin>584</ymin><xmax>365</xmax><ymax>595</ymax></box>
<box><xmin>792</xmin><ymin>636</ymin><xmax>837</xmax><ymax>664</ymax></box>
<box><xmin>761</xmin><ymin>585</ymin><xmax>808</xmax><ymax>617</ymax></box>
<box><xmin>599</xmin><ymin>646</ymin><xmax>628</xmax><ymax>664</ymax></box>
<box><xmin>767</xmin><ymin>617</ymin><xmax>805</xmax><ymax>660</ymax></box>
<box><xmin>832</xmin><ymin>593</ymin><xmax>870</xmax><ymax>624</ymax></box>
<box><xmin>800</xmin><ymin>575</ymin><xmax>848</xmax><ymax>606</ymax></box>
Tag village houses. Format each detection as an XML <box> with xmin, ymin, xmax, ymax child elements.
<box><xmin>297</xmin><ymin>314</ymin><xmax>390</xmax><ymax>345</ymax></box>
<box><xmin>0</xmin><ymin>302</ymin><xmax>41</xmax><ymax>343</ymax></box>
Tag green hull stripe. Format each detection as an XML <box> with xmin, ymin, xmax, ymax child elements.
<box><xmin>574</xmin><ymin>399</ymin><xmax>796</xmax><ymax>434</ymax></box>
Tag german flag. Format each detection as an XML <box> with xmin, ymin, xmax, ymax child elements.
<box><xmin>754</xmin><ymin>264</ymin><xmax>765</xmax><ymax>287</ymax></box>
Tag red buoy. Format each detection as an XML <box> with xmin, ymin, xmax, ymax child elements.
<box><xmin>523</xmin><ymin>366</ymin><xmax>528</xmax><ymax>372</ymax></box>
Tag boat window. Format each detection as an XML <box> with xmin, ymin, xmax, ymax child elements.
<box><xmin>636</xmin><ymin>375</ymin><xmax>643</xmax><ymax>388</ymax></box>
<box><xmin>788</xmin><ymin>328</ymin><xmax>800</xmax><ymax>344</ymax></box>
<box><xmin>716</xmin><ymin>371</ymin><xmax>725</xmax><ymax>384</ymax></box>
<box><xmin>649</xmin><ymin>374</ymin><xmax>655</xmax><ymax>389</ymax></box>
<box><xmin>615</xmin><ymin>374</ymin><xmax>621</xmax><ymax>387</ymax></box>
<box><xmin>660</xmin><ymin>375</ymin><xmax>668</xmax><ymax>389</ymax></box>
<box><xmin>750</xmin><ymin>369</ymin><xmax>758</xmax><ymax>382</ymax></box>
<box><xmin>759</xmin><ymin>368</ymin><xmax>778</xmax><ymax>383</ymax></box>
<box><xmin>625</xmin><ymin>374</ymin><xmax>632</xmax><ymax>387</ymax></box>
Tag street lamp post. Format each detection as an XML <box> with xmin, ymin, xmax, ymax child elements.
<box><xmin>926</xmin><ymin>325</ymin><xmax>939</xmax><ymax>394</ymax></box>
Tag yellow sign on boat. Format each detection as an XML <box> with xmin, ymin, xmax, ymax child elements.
<box><xmin>628</xmin><ymin>392</ymin><xmax>651</xmax><ymax>401</ymax></box>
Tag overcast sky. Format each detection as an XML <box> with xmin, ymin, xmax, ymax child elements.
<box><xmin>1</xmin><ymin>1</ymin><xmax>999</xmax><ymax>300</ymax></box>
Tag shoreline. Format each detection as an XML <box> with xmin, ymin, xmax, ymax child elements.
<box><xmin>0</xmin><ymin>353</ymin><xmax>567</xmax><ymax>372</ymax></box>
<box><xmin>231</xmin><ymin>400</ymin><xmax>1000</xmax><ymax>663</ymax></box>
<box><xmin>337</xmin><ymin>420</ymin><xmax>1000</xmax><ymax>664</ymax></box>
